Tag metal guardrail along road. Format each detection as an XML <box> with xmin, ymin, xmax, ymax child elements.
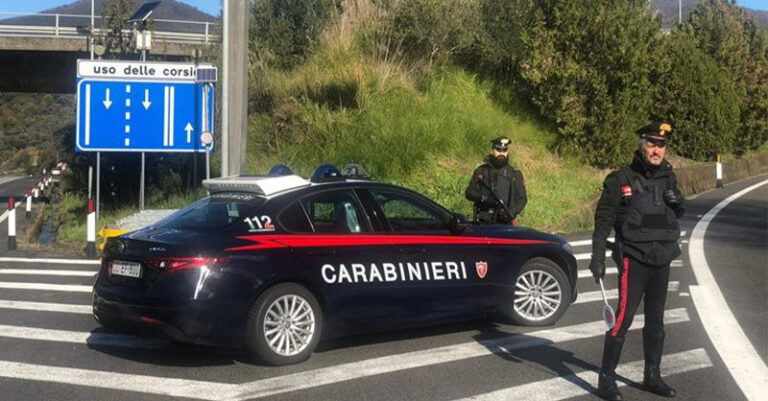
<box><xmin>0</xmin><ymin>12</ymin><xmax>217</xmax><ymax>44</ymax></box>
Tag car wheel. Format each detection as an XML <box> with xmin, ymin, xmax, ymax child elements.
<box><xmin>506</xmin><ymin>257</ymin><xmax>571</xmax><ymax>326</ymax></box>
<box><xmin>245</xmin><ymin>283</ymin><xmax>323</xmax><ymax>365</ymax></box>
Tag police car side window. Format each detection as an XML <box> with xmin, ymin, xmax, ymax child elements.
<box><xmin>278</xmin><ymin>201</ymin><xmax>313</xmax><ymax>233</ymax></box>
<box><xmin>370</xmin><ymin>190</ymin><xmax>446</xmax><ymax>232</ymax></box>
<box><xmin>301</xmin><ymin>191</ymin><xmax>369</xmax><ymax>233</ymax></box>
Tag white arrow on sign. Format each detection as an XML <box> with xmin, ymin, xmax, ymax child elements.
<box><xmin>185</xmin><ymin>122</ymin><xmax>194</xmax><ymax>143</ymax></box>
<box><xmin>103</xmin><ymin>88</ymin><xmax>112</xmax><ymax>110</ymax></box>
<box><xmin>142</xmin><ymin>89</ymin><xmax>151</xmax><ymax>110</ymax></box>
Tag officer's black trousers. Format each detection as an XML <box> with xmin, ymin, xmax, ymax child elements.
<box><xmin>607</xmin><ymin>256</ymin><xmax>670</xmax><ymax>339</ymax></box>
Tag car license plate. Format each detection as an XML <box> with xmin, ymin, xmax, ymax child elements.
<box><xmin>110</xmin><ymin>260</ymin><xmax>142</xmax><ymax>278</ymax></box>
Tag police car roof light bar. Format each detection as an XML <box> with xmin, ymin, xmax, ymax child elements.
<box><xmin>268</xmin><ymin>164</ymin><xmax>293</xmax><ymax>176</ymax></box>
<box><xmin>311</xmin><ymin>164</ymin><xmax>344</xmax><ymax>183</ymax></box>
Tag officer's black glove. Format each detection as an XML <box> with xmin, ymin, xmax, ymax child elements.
<box><xmin>588</xmin><ymin>258</ymin><xmax>606</xmax><ymax>284</ymax></box>
<box><xmin>663</xmin><ymin>188</ymin><xmax>683</xmax><ymax>207</ymax></box>
<box><xmin>498</xmin><ymin>209</ymin><xmax>513</xmax><ymax>223</ymax></box>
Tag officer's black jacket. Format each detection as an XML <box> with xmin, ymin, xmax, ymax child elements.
<box><xmin>591</xmin><ymin>150</ymin><xmax>685</xmax><ymax>266</ymax></box>
<box><xmin>465</xmin><ymin>155</ymin><xmax>527</xmax><ymax>219</ymax></box>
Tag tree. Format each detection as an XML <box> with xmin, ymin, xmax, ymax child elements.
<box><xmin>688</xmin><ymin>0</ymin><xmax>768</xmax><ymax>153</ymax></box>
<box><xmin>514</xmin><ymin>0</ymin><xmax>664</xmax><ymax>167</ymax></box>
<box><xmin>652</xmin><ymin>28</ymin><xmax>741</xmax><ymax>160</ymax></box>
<box><xmin>100</xmin><ymin>0</ymin><xmax>134</xmax><ymax>56</ymax></box>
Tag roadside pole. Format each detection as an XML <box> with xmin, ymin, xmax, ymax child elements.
<box><xmin>7</xmin><ymin>198</ymin><xmax>16</xmax><ymax>250</ymax></box>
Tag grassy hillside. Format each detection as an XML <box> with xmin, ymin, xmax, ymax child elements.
<box><xmin>246</xmin><ymin>19</ymin><xmax>605</xmax><ymax>232</ymax></box>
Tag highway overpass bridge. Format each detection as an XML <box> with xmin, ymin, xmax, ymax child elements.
<box><xmin>0</xmin><ymin>12</ymin><xmax>218</xmax><ymax>93</ymax></box>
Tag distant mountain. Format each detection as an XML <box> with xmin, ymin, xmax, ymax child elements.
<box><xmin>652</xmin><ymin>0</ymin><xmax>768</xmax><ymax>28</ymax></box>
<box><xmin>0</xmin><ymin>0</ymin><xmax>217</xmax><ymax>33</ymax></box>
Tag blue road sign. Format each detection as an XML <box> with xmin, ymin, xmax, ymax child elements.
<box><xmin>75</xmin><ymin>79</ymin><xmax>214</xmax><ymax>152</ymax></box>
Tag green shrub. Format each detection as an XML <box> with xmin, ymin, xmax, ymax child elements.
<box><xmin>251</xmin><ymin>0</ymin><xmax>342</xmax><ymax>69</ymax></box>
<box><xmin>652</xmin><ymin>30</ymin><xmax>741</xmax><ymax>160</ymax></box>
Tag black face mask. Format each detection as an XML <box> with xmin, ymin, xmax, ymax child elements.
<box><xmin>490</xmin><ymin>155</ymin><xmax>508</xmax><ymax>168</ymax></box>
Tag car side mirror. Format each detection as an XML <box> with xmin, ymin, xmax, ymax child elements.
<box><xmin>446</xmin><ymin>213</ymin><xmax>469</xmax><ymax>234</ymax></box>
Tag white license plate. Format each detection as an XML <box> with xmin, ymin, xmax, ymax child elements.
<box><xmin>110</xmin><ymin>260</ymin><xmax>142</xmax><ymax>278</ymax></box>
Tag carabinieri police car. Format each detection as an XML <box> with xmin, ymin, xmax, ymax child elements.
<box><xmin>93</xmin><ymin>164</ymin><xmax>578</xmax><ymax>365</ymax></box>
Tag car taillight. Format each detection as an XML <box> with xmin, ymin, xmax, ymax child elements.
<box><xmin>145</xmin><ymin>257</ymin><xmax>229</xmax><ymax>273</ymax></box>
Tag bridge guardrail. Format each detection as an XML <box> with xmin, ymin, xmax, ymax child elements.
<box><xmin>0</xmin><ymin>12</ymin><xmax>217</xmax><ymax>44</ymax></box>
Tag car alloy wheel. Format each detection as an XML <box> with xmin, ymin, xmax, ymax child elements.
<box><xmin>246</xmin><ymin>283</ymin><xmax>324</xmax><ymax>365</ymax></box>
<box><xmin>263</xmin><ymin>294</ymin><xmax>316</xmax><ymax>357</ymax></box>
<box><xmin>514</xmin><ymin>269</ymin><xmax>562</xmax><ymax>321</ymax></box>
<box><xmin>507</xmin><ymin>257</ymin><xmax>571</xmax><ymax>326</ymax></box>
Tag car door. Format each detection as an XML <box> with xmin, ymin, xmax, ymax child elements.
<box><xmin>277</xmin><ymin>188</ymin><xmax>403</xmax><ymax>329</ymax></box>
<box><xmin>358</xmin><ymin>187</ymin><xmax>488</xmax><ymax>320</ymax></box>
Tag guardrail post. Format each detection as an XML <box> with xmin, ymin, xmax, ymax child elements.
<box><xmin>55</xmin><ymin>14</ymin><xmax>59</xmax><ymax>36</ymax></box>
<box><xmin>8</xmin><ymin>197</ymin><xmax>16</xmax><ymax>250</ymax></box>
<box><xmin>25</xmin><ymin>190</ymin><xmax>32</xmax><ymax>219</ymax></box>
<box><xmin>716</xmin><ymin>155</ymin><xmax>723</xmax><ymax>188</ymax></box>
<box><xmin>86</xmin><ymin>198</ymin><xmax>96</xmax><ymax>257</ymax></box>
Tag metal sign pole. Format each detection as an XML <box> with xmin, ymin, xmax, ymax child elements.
<box><xmin>95</xmin><ymin>151</ymin><xmax>100</xmax><ymax>222</ymax></box>
<box><xmin>139</xmin><ymin>152</ymin><xmax>145</xmax><ymax>210</ymax></box>
<box><xmin>88</xmin><ymin>166</ymin><xmax>93</xmax><ymax>198</ymax></box>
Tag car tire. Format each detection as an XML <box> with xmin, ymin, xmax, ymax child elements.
<box><xmin>505</xmin><ymin>257</ymin><xmax>571</xmax><ymax>327</ymax></box>
<box><xmin>245</xmin><ymin>283</ymin><xmax>324</xmax><ymax>366</ymax></box>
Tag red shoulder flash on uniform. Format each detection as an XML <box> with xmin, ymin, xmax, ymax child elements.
<box><xmin>621</xmin><ymin>185</ymin><xmax>632</xmax><ymax>197</ymax></box>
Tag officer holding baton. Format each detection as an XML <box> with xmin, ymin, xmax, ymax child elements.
<box><xmin>589</xmin><ymin>122</ymin><xmax>684</xmax><ymax>400</ymax></box>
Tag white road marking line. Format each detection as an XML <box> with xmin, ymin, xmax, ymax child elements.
<box><xmin>569</xmin><ymin>231</ymin><xmax>686</xmax><ymax>248</ymax></box>
<box><xmin>671</xmin><ymin>259</ymin><xmax>684</xmax><ymax>267</ymax></box>
<box><xmin>574</xmin><ymin>282</ymin><xmax>679</xmax><ymax>305</ymax></box>
<box><xmin>0</xmin><ymin>299</ymin><xmax>91</xmax><ymax>314</ymax></box>
<box><xmin>575</xmin><ymin>251</ymin><xmax>610</xmax><ymax>261</ymax></box>
<box><xmin>689</xmin><ymin>178</ymin><xmax>768</xmax><ymax>400</ymax></box>
<box><xmin>0</xmin><ymin>360</ymin><xmax>239</xmax><ymax>401</ymax></box>
<box><xmin>0</xmin><ymin>269</ymin><xmax>96</xmax><ymax>277</ymax></box>
<box><xmin>232</xmin><ymin>308</ymin><xmax>690</xmax><ymax>400</ymax></box>
<box><xmin>0</xmin><ymin>282</ymin><xmax>92</xmax><ymax>293</ymax></box>
<box><xmin>577</xmin><ymin>267</ymin><xmax>617</xmax><ymax>279</ymax></box>
<box><xmin>0</xmin><ymin>324</ymin><xmax>168</xmax><ymax>349</ymax></box>
<box><xmin>0</xmin><ymin>257</ymin><xmax>100</xmax><ymax>265</ymax></box>
<box><xmin>453</xmin><ymin>349</ymin><xmax>712</xmax><ymax>401</ymax></box>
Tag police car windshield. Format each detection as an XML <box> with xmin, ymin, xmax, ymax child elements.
<box><xmin>154</xmin><ymin>193</ymin><xmax>266</xmax><ymax>231</ymax></box>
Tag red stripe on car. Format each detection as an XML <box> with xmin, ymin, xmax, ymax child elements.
<box><xmin>225</xmin><ymin>234</ymin><xmax>554</xmax><ymax>252</ymax></box>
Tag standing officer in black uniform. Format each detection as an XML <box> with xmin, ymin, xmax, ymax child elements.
<box><xmin>465</xmin><ymin>137</ymin><xmax>527</xmax><ymax>224</ymax></box>
<box><xmin>589</xmin><ymin>122</ymin><xmax>684</xmax><ymax>400</ymax></box>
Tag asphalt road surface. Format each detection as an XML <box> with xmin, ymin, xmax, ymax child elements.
<box><xmin>0</xmin><ymin>174</ymin><xmax>765</xmax><ymax>401</ymax></box>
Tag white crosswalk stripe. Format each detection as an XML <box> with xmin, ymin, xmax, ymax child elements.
<box><xmin>453</xmin><ymin>349</ymin><xmax>711</xmax><ymax>401</ymax></box>
<box><xmin>0</xmin><ymin>282</ymin><xmax>92</xmax><ymax>292</ymax></box>
<box><xmin>0</xmin><ymin>269</ymin><xmax>96</xmax><ymax>277</ymax></box>
<box><xmin>0</xmin><ymin>324</ymin><xmax>169</xmax><ymax>349</ymax></box>
<box><xmin>0</xmin><ymin>299</ymin><xmax>91</xmax><ymax>314</ymax></box>
<box><xmin>575</xmin><ymin>281</ymin><xmax>680</xmax><ymax>304</ymax></box>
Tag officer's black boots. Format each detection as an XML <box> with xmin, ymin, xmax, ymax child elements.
<box><xmin>597</xmin><ymin>333</ymin><xmax>625</xmax><ymax>401</ymax></box>
<box><xmin>643</xmin><ymin>330</ymin><xmax>677</xmax><ymax>397</ymax></box>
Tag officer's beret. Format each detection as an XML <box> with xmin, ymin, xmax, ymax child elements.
<box><xmin>636</xmin><ymin>121</ymin><xmax>673</xmax><ymax>141</ymax></box>
<box><xmin>491</xmin><ymin>136</ymin><xmax>511</xmax><ymax>150</ymax></box>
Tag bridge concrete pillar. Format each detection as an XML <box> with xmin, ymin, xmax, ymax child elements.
<box><xmin>222</xmin><ymin>0</ymin><xmax>249</xmax><ymax>177</ymax></box>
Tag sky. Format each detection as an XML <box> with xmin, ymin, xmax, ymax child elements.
<box><xmin>0</xmin><ymin>0</ymin><xmax>766</xmax><ymax>15</ymax></box>
<box><xmin>0</xmin><ymin>1</ymin><xmax>221</xmax><ymax>16</ymax></box>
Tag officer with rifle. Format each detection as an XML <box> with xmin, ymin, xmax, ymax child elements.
<box><xmin>465</xmin><ymin>137</ymin><xmax>527</xmax><ymax>225</ymax></box>
<box><xmin>589</xmin><ymin>122</ymin><xmax>684</xmax><ymax>400</ymax></box>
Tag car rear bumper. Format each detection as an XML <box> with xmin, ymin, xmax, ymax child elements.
<box><xmin>93</xmin><ymin>287</ymin><xmax>248</xmax><ymax>348</ymax></box>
